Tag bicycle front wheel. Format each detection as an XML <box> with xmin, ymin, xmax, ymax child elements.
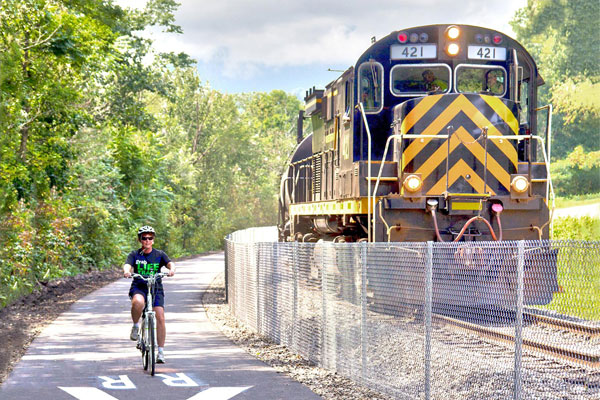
<box><xmin>148</xmin><ymin>314</ymin><xmax>156</xmax><ymax>376</ymax></box>
<box><xmin>142</xmin><ymin>318</ymin><xmax>149</xmax><ymax>371</ymax></box>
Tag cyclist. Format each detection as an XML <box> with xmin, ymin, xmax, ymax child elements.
<box><xmin>123</xmin><ymin>225</ymin><xmax>175</xmax><ymax>364</ymax></box>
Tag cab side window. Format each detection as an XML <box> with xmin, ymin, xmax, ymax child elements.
<box><xmin>358</xmin><ymin>61</ymin><xmax>383</xmax><ymax>113</ymax></box>
<box><xmin>519</xmin><ymin>79</ymin><xmax>529</xmax><ymax>126</ymax></box>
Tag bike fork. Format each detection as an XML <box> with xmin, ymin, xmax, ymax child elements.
<box><xmin>144</xmin><ymin>311</ymin><xmax>158</xmax><ymax>347</ymax></box>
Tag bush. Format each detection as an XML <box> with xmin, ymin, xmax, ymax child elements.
<box><xmin>551</xmin><ymin>146</ymin><xmax>600</xmax><ymax>196</ymax></box>
<box><xmin>552</xmin><ymin>216</ymin><xmax>600</xmax><ymax>240</ymax></box>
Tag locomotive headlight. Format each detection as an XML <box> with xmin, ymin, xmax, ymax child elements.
<box><xmin>446</xmin><ymin>26</ymin><xmax>460</xmax><ymax>40</ymax></box>
<box><xmin>511</xmin><ymin>176</ymin><xmax>529</xmax><ymax>193</ymax></box>
<box><xmin>446</xmin><ymin>43</ymin><xmax>460</xmax><ymax>56</ymax></box>
<box><xmin>403</xmin><ymin>174</ymin><xmax>423</xmax><ymax>192</ymax></box>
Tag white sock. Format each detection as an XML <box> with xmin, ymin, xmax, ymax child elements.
<box><xmin>133</xmin><ymin>323</ymin><xmax>139</xmax><ymax>328</ymax></box>
<box><xmin>158</xmin><ymin>347</ymin><xmax>164</xmax><ymax>352</ymax></box>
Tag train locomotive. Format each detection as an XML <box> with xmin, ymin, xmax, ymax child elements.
<box><xmin>278</xmin><ymin>25</ymin><xmax>559</xmax><ymax>307</ymax></box>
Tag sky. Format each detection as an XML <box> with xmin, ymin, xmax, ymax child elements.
<box><xmin>115</xmin><ymin>0</ymin><xmax>528</xmax><ymax>96</ymax></box>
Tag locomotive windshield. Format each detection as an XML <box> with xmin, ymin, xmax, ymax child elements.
<box><xmin>456</xmin><ymin>65</ymin><xmax>506</xmax><ymax>96</ymax></box>
<box><xmin>391</xmin><ymin>64</ymin><xmax>451</xmax><ymax>96</ymax></box>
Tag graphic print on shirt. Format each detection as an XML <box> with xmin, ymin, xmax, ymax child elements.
<box><xmin>135</xmin><ymin>259</ymin><xmax>160</xmax><ymax>276</ymax></box>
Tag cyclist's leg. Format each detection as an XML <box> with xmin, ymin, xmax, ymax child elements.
<box><xmin>155</xmin><ymin>306</ymin><xmax>166</xmax><ymax>347</ymax></box>
<box><xmin>129</xmin><ymin>282</ymin><xmax>147</xmax><ymax>324</ymax></box>
<box><xmin>131</xmin><ymin>293</ymin><xmax>146</xmax><ymax>324</ymax></box>
<box><xmin>154</xmin><ymin>288</ymin><xmax>166</xmax><ymax>347</ymax></box>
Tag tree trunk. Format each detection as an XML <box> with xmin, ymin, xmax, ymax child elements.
<box><xmin>19</xmin><ymin>34</ymin><xmax>31</xmax><ymax>162</ymax></box>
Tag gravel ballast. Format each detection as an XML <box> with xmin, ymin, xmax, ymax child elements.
<box><xmin>202</xmin><ymin>272</ymin><xmax>394</xmax><ymax>400</ymax></box>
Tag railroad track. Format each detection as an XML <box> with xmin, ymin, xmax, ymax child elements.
<box><xmin>435</xmin><ymin>312</ymin><xmax>600</xmax><ymax>369</ymax></box>
<box><xmin>523</xmin><ymin>309</ymin><xmax>600</xmax><ymax>338</ymax></box>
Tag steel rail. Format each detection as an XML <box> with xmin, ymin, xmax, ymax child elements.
<box><xmin>523</xmin><ymin>310</ymin><xmax>600</xmax><ymax>338</ymax></box>
<box><xmin>435</xmin><ymin>313</ymin><xmax>600</xmax><ymax>369</ymax></box>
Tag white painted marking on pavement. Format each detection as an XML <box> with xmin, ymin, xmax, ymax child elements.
<box><xmin>155</xmin><ymin>372</ymin><xmax>199</xmax><ymax>386</ymax></box>
<box><xmin>59</xmin><ymin>386</ymin><xmax>253</xmax><ymax>400</ymax></box>
<box><xmin>186</xmin><ymin>386</ymin><xmax>253</xmax><ymax>399</ymax></box>
<box><xmin>59</xmin><ymin>387</ymin><xmax>118</xmax><ymax>400</ymax></box>
<box><xmin>98</xmin><ymin>375</ymin><xmax>136</xmax><ymax>389</ymax></box>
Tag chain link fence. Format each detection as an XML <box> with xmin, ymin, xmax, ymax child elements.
<box><xmin>225</xmin><ymin>227</ymin><xmax>599</xmax><ymax>399</ymax></box>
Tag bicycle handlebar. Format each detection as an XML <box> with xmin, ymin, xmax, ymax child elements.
<box><xmin>130</xmin><ymin>272</ymin><xmax>169</xmax><ymax>281</ymax></box>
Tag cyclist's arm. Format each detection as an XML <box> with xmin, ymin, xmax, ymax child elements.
<box><xmin>123</xmin><ymin>263</ymin><xmax>133</xmax><ymax>278</ymax></box>
<box><xmin>165</xmin><ymin>261</ymin><xmax>175</xmax><ymax>277</ymax></box>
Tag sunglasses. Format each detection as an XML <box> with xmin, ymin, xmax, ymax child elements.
<box><xmin>141</xmin><ymin>236</ymin><xmax>154</xmax><ymax>241</ymax></box>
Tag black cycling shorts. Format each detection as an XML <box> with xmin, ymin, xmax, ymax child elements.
<box><xmin>129</xmin><ymin>280</ymin><xmax>165</xmax><ymax>309</ymax></box>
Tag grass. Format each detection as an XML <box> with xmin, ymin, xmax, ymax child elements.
<box><xmin>543</xmin><ymin>244</ymin><xmax>600</xmax><ymax>321</ymax></box>
<box><xmin>545</xmin><ymin>210</ymin><xmax>600</xmax><ymax>320</ymax></box>
<box><xmin>554</xmin><ymin>192</ymin><xmax>600</xmax><ymax>209</ymax></box>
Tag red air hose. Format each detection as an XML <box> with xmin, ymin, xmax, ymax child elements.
<box><xmin>430</xmin><ymin>204</ymin><xmax>503</xmax><ymax>242</ymax></box>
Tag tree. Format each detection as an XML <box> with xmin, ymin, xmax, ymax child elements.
<box><xmin>0</xmin><ymin>0</ymin><xmax>186</xmax><ymax>306</ymax></box>
<box><xmin>510</xmin><ymin>0</ymin><xmax>600</xmax><ymax>158</ymax></box>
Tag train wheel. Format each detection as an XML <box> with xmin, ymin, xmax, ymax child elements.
<box><xmin>302</xmin><ymin>233</ymin><xmax>319</xmax><ymax>242</ymax></box>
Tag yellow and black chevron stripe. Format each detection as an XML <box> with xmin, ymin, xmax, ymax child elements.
<box><xmin>398</xmin><ymin>93</ymin><xmax>519</xmax><ymax>196</ymax></box>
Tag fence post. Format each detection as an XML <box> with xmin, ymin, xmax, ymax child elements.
<box><xmin>321</xmin><ymin>242</ymin><xmax>328</xmax><ymax>369</ymax></box>
<box><xmin>292</xmin><ymin>241</ymin><xmax>298</xmax><ymax>350</ymax></box>
<box><xmin>514</xmin><ymin>240</ymin><xmax>524</xmax><ymax>400</ymax></box>
<box><xmin>271</xmin><ymin>241</ymin><xmax>277</xmax><ymax>338</ymax></box>
<box><xmin>256</xmin><ymin>243</ymin><xmax>261</xmax><ymax>334</ymax></box>
<box><xmin>360</xmin><ymin>241</ymin><xmax>368</xmax><ymax>381</ymax></box>
<box><xmin>224</xmin><ymin>238</ymin><xmax>229</xmax><ymax>303</ymax></box>
<box><xmin>425</xmin><ymin>241</ymin><xmax>433</xmax><ymax>400</ymax></box>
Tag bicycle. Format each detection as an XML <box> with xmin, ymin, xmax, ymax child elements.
<box><xmin>130</xmin><ymin>272</ymin><xmax>168</xmax><ymax>376</ymax></box>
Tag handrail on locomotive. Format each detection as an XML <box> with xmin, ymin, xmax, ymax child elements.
<box><xmin>358</xmin><ymin>102</ymin><xmax>373</xmax><ymax>242</ymax></box>
<box><xmin>367</xmin><ymin>131</ymin><xmax>555</xmax><ymax>242</ymax></box>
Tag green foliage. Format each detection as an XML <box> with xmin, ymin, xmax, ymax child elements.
<box><xmin>510</xmin><ymin>0</ymin><xmax>600</xmax><ymax>159</ymax></box>
<box><xmin>547</xmin><ymin>243</ymin><xmax>600</xmax><ymax>320</ymax></box>
<box><xmin>0</xmin><ymin>0</ymin><xmax>203</xmax><ymax>307</ymax></box>
<box><xmin>0</xmin><ymin>1</ymin><xmax>302</xmax><ymax>307</ymax></box>
<box><xmin>155</xmin><ymin>68</ymin><xmax>301</xmax><ymax>254</ymax></box>
<box><xmin>551</xmin><ymin>76</ymin><xmax>600</xmax><ymax>124</ymax></box>
<box><xmin>551</xmin><ymin>146</ymin><xmax>600</xmax><ymax>196</ymax></box>
<box><xmin>552</xmin><ymin>216</ymin><xmax>600</xmax><ymax>240</ymax></box>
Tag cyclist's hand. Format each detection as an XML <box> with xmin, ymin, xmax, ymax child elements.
<box><xmin>167</xmin><ymin>269</ymin><xmax>175</xmax><ymax>277</ymax></box>
<box><xmin>124</xmin><ymin>271</ymin><xmax>132</xmax><ymax>278</ymax></box>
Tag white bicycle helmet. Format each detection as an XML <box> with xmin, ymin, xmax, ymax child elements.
<box><xmin>137</xmin><ymin>225</ymin><xmax>156</xmax><ymax>238</ymax></box>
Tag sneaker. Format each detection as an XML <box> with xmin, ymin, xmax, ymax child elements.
<box><xmin>157</xmin><ymin>350</ymin><xmax>165</xmax><ymax>364</ymax></box>
<box><xmin>130</xmin><ymin>325</ymin><xmax>138</xmax><ymax>341</ymax></box>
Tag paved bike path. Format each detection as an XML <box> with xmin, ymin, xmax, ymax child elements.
<box><xmin>0</xmin><ymin>253</ymin><xmax>321</xmax><ymax>400</ymax></box>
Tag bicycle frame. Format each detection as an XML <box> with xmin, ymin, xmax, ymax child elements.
<box><xmin>131</xmin><ymin>272</ymin><xmax>167</xmax><ymax>376</ymax></box>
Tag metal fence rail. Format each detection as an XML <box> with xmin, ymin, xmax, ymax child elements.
<box><xmin>225</xmin><ymin>227</ymin><xmax>599</xmax><ymax>399</ymax></box>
